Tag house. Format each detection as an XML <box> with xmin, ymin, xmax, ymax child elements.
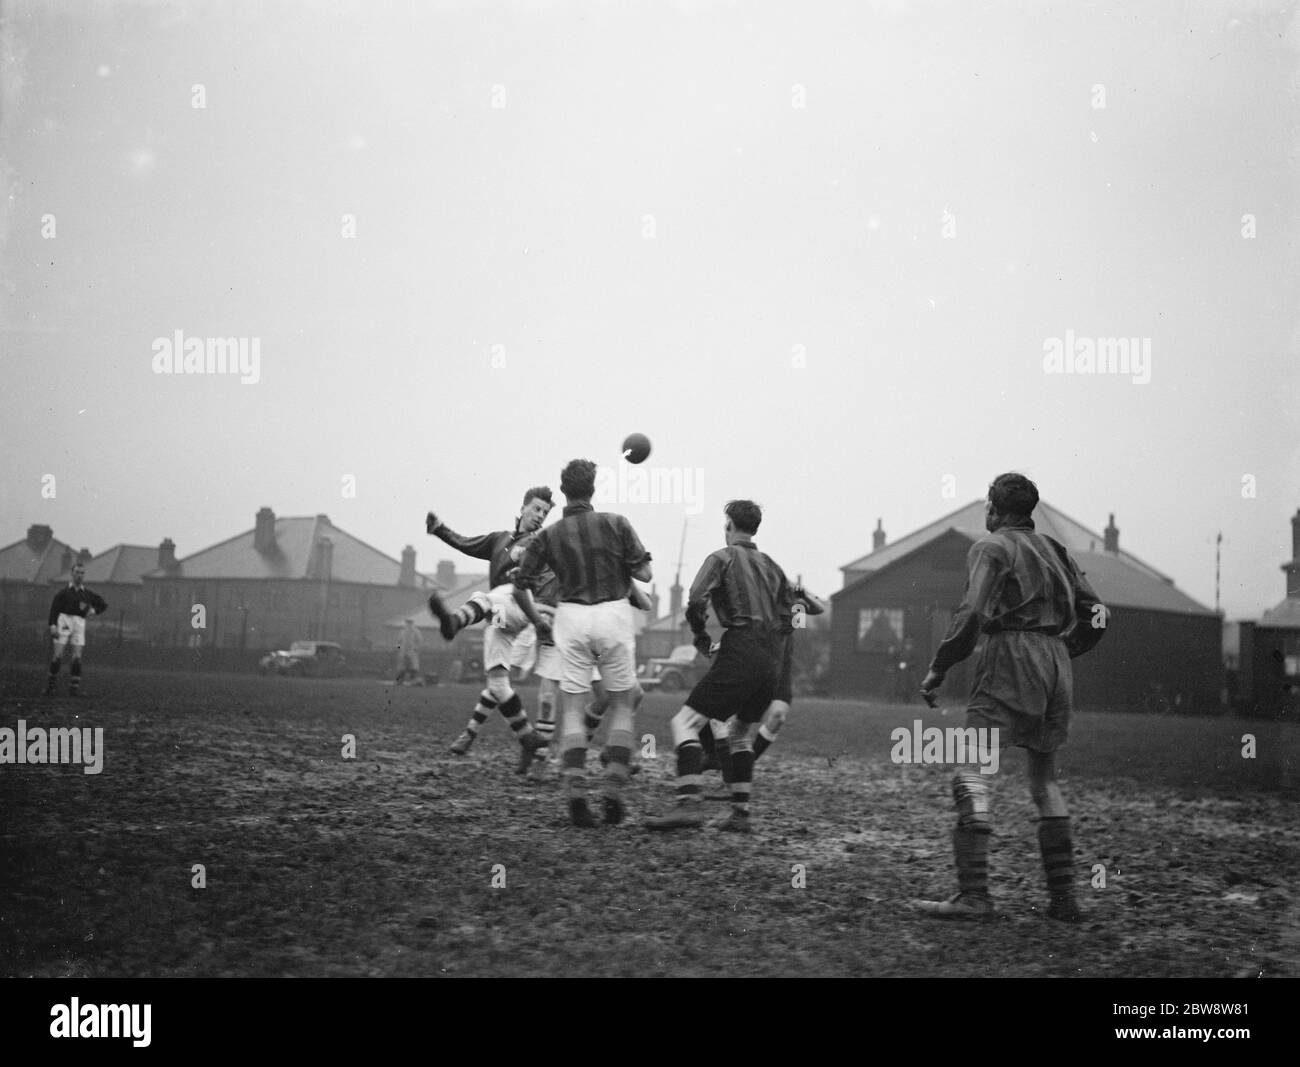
<box><xmin>0</xmin><ymin>525</ymin><xmax>88</xmax><ymax>636</ymax></box>
<box><xmin>831</xmin><ymin>501</ymin><xmax>1222</xmax><ymax>711</ymax></box>
<box><xmin>1229</xmin><ymin>508</ymin><xmax>1300</xmax><ymax>718</ymax></box>
<box><xmin>139</xmin><ymin>507</ymin><xmax>436</xmax><ymax>651</ymax></box>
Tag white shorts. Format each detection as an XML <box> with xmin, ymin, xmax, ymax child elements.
<box><xmin>54</xmin><ymin>614</ymin><xmax>86</xmax><ymax>649</ymax></box>
<box><xmin>481</xmin><ymin>585</ymin><xmax>530</xmax><ymax>671</ymax></box>
<box><xmin>509</xmin><ymin>625</ymin><xmax>538</xmax><ymax>674</ymax></box>
<box><xmin>554</xmin><ymin>600</ymin><xmax>635</xmax><ymax>694</ymax></box>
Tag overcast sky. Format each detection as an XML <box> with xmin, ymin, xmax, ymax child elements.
<box><xmin>2</xmin><ymin>0</ymin><xmax>1297</xmax><ymax>619</ymax></box>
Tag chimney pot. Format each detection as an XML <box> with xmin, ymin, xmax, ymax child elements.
<box><xmin>254</xmin><ymin>507</ymin><xmax>277</xmax><ymax>554</ymax></box>
<box><xmin>61</xmin><ymin>546</ymin><xmax>73</xmax><ymax>572</ymax></box>
<box><xmin>872</xmin><ymin>518</ymin><xmax>886</xmax><ymax>552</ymax></box>
<box><xmin>27</xmin><ymin>524</ymin><xmax>53</xmax><ymax>551</ymax></box>
<box><xmin>159</xmin><ymin>538</ymin><xmax>177</xmax><ymax>571</ymax></box>
<box><xmin>434</xmin><ymin>559</ymin><xmax>455</xmax><ymax>589</ymax></box>
<box><xmin>1103</xmin><ymin>513</ymin><xmax>1120</xmax><ymax>554</ymax></box>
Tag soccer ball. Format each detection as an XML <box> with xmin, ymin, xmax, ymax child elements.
<box><xmin>621</xmin><ymin>432</ymin><xmax>651</xmax><ymax>464</ymax></box>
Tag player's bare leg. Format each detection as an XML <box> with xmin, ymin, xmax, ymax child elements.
<box><xmin>1027</xmin><ymin>749</ymin><xmax>1082</xmax><ymax>922</ymax></box>
<box><xmin>559</xmin><ymin>688</ymin><xmax>597</xmax><ymax>826</ymax></box>
<box><xmin>644</xmin><ymin>706</ymin><xmax>710</xmax><ymax>830</ymax></box>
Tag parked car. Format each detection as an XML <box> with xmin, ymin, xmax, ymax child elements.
<box><xmin>260</xmin><ymin>641</ymin><xmax>347</xmax><ymax>678</ymax></box>
<box><xmin>639</xmin><ymin>643</ymin><xmax>710</xmax><ymax>692</ymax></box>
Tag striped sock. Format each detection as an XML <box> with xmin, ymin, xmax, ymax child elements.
<box><xmin>1038</xmin><ymin>816</ymin><xmax>1075</xmax><ymax>901</ymax></box>
<box><xmin>452</xmin><ymin>599</ymin><xmax>486</xmax><ymax>632</ymax></box>
<box><xmin>753</xmin><ymin>724</ymin><xmax>777</xmax><ymax>760</ymax></box>
<box><xmin>728</xmin><ymin>749</ymin><xmax>753</xmax><ymax>813</ymax></box>
<box><xmin>497</xmin><ymin>692</ymin><xmax>532</xmax><ymax>736</ymax></box>
<box><xmin>465</xmin><ymin>693</ymin><xmax>497</xmax><ymax>736</ymax></box>
<box><xmin>535</xmin><ymin>693</ymin><xmax>557</xmax><ymax>754</ymax></box>
<box><xmin>673</xmin><ymin>741</ymin><xmax>704</xmax><ymax>802</ymax></box>
<box><xmin>953</xmin><ymin>824</ymin><xmax>991</xmax><ymax>898</ymax></box>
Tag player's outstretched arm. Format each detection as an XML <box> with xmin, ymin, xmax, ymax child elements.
<box><xmin>793</xmin><ymin>585</ymin><xmax>827</xmax><ymax>615</ymax></box>
<box><xmin>425</xmin><ymin>512</ymin><xmax>497</xmax><ymax>561</ymax></box>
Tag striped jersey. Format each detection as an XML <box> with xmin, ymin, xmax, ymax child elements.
<box><xmin>430</xmin><ymin>522</ymin><xmax>534</xmax><ymax>591</ymax></box>
<box><xmin>931</xmin><ymin>518</ymin><xmax>1106</xmax><ymax>674</ymax></box>
<box><xmin>685</xmin><ymin>540</ymin><xmax>791</xmax><ymax>633</ymax></box>
<box><xmin>514</xmin><ymin>502</ymin><xmax>651</xmax><ymax>605</ymax></box>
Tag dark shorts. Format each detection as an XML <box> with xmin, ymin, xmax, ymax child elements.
<box><xmin>773</xmin><ymin>634</ymin><xmax>794</xmax><ymax>705</ymax></box>
<box><xmin>966</xmin><ymin>630</ymin><xmax>1073</xmax><ymax>753</ymax></box>
<box><xmin>686</xmin><ymin>627</ymin><xmax>782</xmax><ymax>724</ymax></box>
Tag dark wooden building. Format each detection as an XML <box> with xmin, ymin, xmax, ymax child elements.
<box><xmin>830</xmin><ymin>501</ymin><xmax>1222</xmax><ymax>711</ymax></box>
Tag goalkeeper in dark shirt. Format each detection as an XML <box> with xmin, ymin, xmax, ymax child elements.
<box><xmin>46</xmin><ymin>563</ymin><xmax>108</xmax><ymax>696</ymax></box>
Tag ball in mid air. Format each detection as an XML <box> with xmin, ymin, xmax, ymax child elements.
<box><xmin>621</xmin><ymin>432</ymin><xmax>651</xmax><ymax>464</ymax></box>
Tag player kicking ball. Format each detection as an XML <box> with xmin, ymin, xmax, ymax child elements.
<box><xmin>424</xmin><ymin>488</ymin><xmax>556</xmax><ymax>774</ymax></box>
<box><xmin>916</xmin><ymin>473</ymin><xmax>1106</xmax><ymax>923</ymax></box>
<box><xmin>645</xmin><ymin>500</ymin><xmax>792</xmax><ymax>835</ymax></box>
<box><xmin>45</xmin><ymin>563</ymin><xmax>108</xmax><ymax>697</ymax></box>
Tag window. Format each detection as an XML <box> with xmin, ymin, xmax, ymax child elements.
<box><xmin>858</xmin><ymin>608</ymin><xmax>904</xmax><ymax>653</ymax></box>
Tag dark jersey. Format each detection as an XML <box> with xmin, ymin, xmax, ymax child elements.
<box><xmin>686</xmin><ymin>541</ymin><xmax>791</xmax><ymax>633</ymax></box>
<box><xmin>430</xmin><ymin>522</ymin><xmax>530</xmax><ymax>590</ymax></box>
<box><xmin>49</xmin><ymin>585</ymin><xmax>108</xmax><ymax>625</ymax></box>
<box><xmin>515</xmin><ymin>503</ymin><xmax>651</xmax><ymax>605</ymax></box>
<box><xmin>931</xmin><ymin>519</ymin><xmax>1105</xmax><ymax>674</ymax></box>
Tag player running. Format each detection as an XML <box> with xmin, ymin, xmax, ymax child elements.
<box><xmin>45</xmin><ymin>562</ymin><xmax>108</xmax><ymax>697</ymax></box>
<box><xmin>916</xmin><ymin>473</ymin><xmax>1106</xmax><ymax>922</ymax></box>
<box><xmin>645</xmin><ymin>499</ymin><xmax>792</xmax><ymax>834</ymax></box>
<box><xmin>512</xmin><ymin>459</ymin><xmax>653</xmax><ymax>827</ymax></box>
<box><xmin>698</xmin><ymin>581</ymin><xmax>827</xmax><ymax>798</ymax></box>
<box><xmin>424</xmin><ymin>487</ymin><xmax>556</xmax><ymax>774</ymax></box>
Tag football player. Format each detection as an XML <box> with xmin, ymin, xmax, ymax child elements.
<box><xmin>424</xmin><ymin>487</ymin><xmax>556</xmax><ymax>773</ymax></box>
<box><xmin>46</xmin><ymin>562</ymin><xmax>108</xmax><ymax>697</ymax></box>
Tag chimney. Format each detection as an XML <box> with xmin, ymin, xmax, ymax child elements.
<box><xmin>254</xmin><ymin>507</ymin><xmax>276</xmax><ymax>554</ymax></box>
<box><xmin>434</xmin><ymin>559</ymin><xmax>455</xmax><ymax>589</ymax></box>
<box><xmin>158</xmin><ymin>538</ymin><xmax>177</xmax><ymax>571</ymax></box>
<box><xmin>314</xmin><ymin>537</ymin><xmax>334</xmax><ymax>581</ymax></box>
<box><xmin>1285</xmin><ymin>508</ymin><xmax>1300</xmax><ymax>599</ymax></box>
<box><xmin>1103</xmin><ymin>513</ymin><xmax>1119</xmax><ymax>554</ymax></box>
<box><xmin>873</xmin><ymin>519</ymin><xmax>886</xmax><ymax>552</ymax></box>
<box><xmin>77</xmin><ymin>547</ymin><xmax>92</xmax><ymax>567</ymax></box>
<box><xmin>670</xmin><ymin>579</ymin><xmax>683</xmax><ymax>626</ymax></box>
<box><xmin>649</xmin><ymin>584</ymin><xmax>661</xmax><ymax>619</ymax></box>
<box><xmin>27</xmin><ymin>524</ymin><xmax>53</xmax><ymax>551</ymax></box>
<box><xmin>398</xmin><ymin>546</ymin><xmax>418</xmax><ymax>587</ymax></box>
<box><xmin>61</xmin><ymin>546</ymin><xmax>73</xmax><ymax>572</ymax></box>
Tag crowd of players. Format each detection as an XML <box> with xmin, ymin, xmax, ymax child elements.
<box><xmin>422</xmin><ymin>461</ymin><xmax>1107</xmax><ymax>922</ymax></box>
<box><xmin>47</xmin><ymin>462</ymin><xmax>1105</xmax><ymax>922</ymax></box>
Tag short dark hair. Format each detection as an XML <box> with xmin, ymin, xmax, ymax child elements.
<box><xmin>724</xmin><ymin>499</ymin><xmax>762</xmax><ymax>535</ymax></box>
<box><xmin>521</xmin><ymin>486</ymin><xmax>553</xmax><ymax>508</ymax></box>
<box><xmin>988</xmin><ymin>472</ymin><xmax>1039</xmax><ymax>517</ymax></box>
<box><xmin>560</xmin><ymin>459</ymin><xmax>597</xmax><ymax>500</ymax></box>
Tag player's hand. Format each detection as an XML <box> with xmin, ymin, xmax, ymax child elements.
<box><xmin>920</xmin><ymin>669</ymin><xmax>943</xmax><ymax>708</ymax></box>
<box><xmin>535</xmin><ymin>620</ymin><xmax>553</xmax><ymax>644</ymax></box>
<box><xmin>693</xmin><ymin>632</ymin><xmax>713</xmax><ymax>658</ymax></box>
<box><xmin>627</xmin><ymin>584</ymin><xmax>652</xmax><ymax>612</ymax></box>
<box><xmin>49</xmin><ymin>625</ymin><xmax>59</xmax><ymax>637</ymax></box>
<box><xmin>425</xmin><ymin>511</ymin><xmax>440</xmax><ymax>534</ymax></box>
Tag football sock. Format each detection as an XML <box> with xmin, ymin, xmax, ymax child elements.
<box><xmin>753</xmin><ymin>724</ymin><xmax>777</xmax><ymax>760</ymax></box>
<box><xmin>69</xmin><ymin>660</ymin><xmax>82</xmax><ymax>692</ymax></box>
<box><xmin>451</xmin><ymin>599</ymin><xmax>486</xmax><ymax>632</ymax></box>
<box><xmin>728</xmin><ymin>749</ymin><xmax>753</xmax><ymax>813</ymax></box>
<box><xmin>603</xmin><ymin>709</ymin><xmax>634</xmax><ymax>794</ymax></box>
<box><xmin>48</xmin><ymin>659</ymin><xmax>61</xmax><ymax>679</ymax></box>
<box><xmin>953</xmin><ymin>824</ymin><xmax>991</xmax><ymax>898</ymax></box>
<box><xmin>465</xmin><ymin>693</ymin><xmax>497</xmax><ymax>736</ymax></box>
<box><xmin>583</xmin><ymin>703</ymin><xmax>603</xmax><ymax>745</ymax></box>
<box><xmin>536</xmin><ymin>692</ymin><xmax>557</xmax><ymax>754</ymax></box>
<box><xmin>672</xmin><ymin>740</ymin><xmax>705</xmax><ymax>803</ymax></box>
<box><xmin>1038</xmin><ymin>816</ymin><xmax>1075</xmax><ymax>900</ymax></box>
<box><xmin>497</xmin><ymin>692</ymin><xmax>532</xmax><ymax>736</ymax></box>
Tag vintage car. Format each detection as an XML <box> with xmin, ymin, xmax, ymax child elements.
<box><xmin>259</xmin><ymin>640</ymin><xmax>348</xmax><ymax>677</ymax></box>
<box><xmin>638</xmin><ymin>643</ymin><xmax>711</xmax><ymax>692</ymax></box>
